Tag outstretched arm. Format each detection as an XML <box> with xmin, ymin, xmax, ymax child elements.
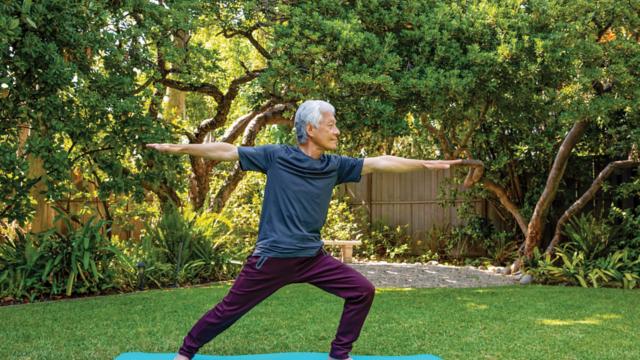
<box><xmin>145</xmin><ymin>142</ymin><xmax>239</xmax><ymax>161</ymax></box>
<box><xmin>362</xmin><ymin>155</ymin><xmax>466</xmax><ymax>175</ymax></box>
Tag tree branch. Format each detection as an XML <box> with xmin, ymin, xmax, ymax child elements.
<box><xmin>452</xmin><ymin>101</ymin><xmax>490</xmax><ymax>159</ymax></box>
<box><xmin>482</xmin><ymin>179</ymin><xmax>529</xmax><ymax>237</ymax></box>
<box><xmin>546</xmin><ymin>159</ymin><xmax>640</xmax><ymax>253</ymax></box>
<box><xmin>192</xmin><ymin>69</ymin><xmax>268</xmax><ymax>142</ymax></box>
<box><xmin>204</xmin><ymin>102</ymin><xmax>295</xmax><ymax>171</ymax></box>
<box><xmin>220</xmin><ymin>27</ymin><xmax>272</xmax><ymax>59</ymax></box>
<box><xmin>207</xmin><ymin>103</ymin><xmax>295</xmax><ymax>213</ymax></box>
<box><xmin>157</xmin><ymin>78</ymin><xmax>224</xmax><ymax>103</ymax></box>
<box><xmin>421</xmin><ymin>115</ymin><xmax>455</xmax><ymax>159</ymax></box>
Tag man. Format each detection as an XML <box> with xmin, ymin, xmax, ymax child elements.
<box><xmin>146</xmin><ymin>100</ymin><xmax>456</xmax><ymax>360</ymax></box>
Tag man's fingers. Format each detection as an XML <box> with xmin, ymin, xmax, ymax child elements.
<box><xmin>423</xmin><ymin>163</ymin><xmax>450</xmax><ymax>169</ymax></box>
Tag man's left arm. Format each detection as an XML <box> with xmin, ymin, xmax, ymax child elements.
<box><xmin>362</xmin><ymin>155</ymin><xmax>465</xmax><ymax>175</ymax></box>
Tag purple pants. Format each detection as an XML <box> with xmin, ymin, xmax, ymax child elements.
<box><xmin>178</xmin><ymin>248</ymin><xmax>375</xmax><ymax>360</ymax></box>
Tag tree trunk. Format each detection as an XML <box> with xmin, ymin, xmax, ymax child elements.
<box><xmin>523</xmin><ymin>120</ymin><xmax>589</xmax><ymax>258</ymax></box>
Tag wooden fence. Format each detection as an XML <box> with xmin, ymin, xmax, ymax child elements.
<box><xmin>27</xmin><ymin>195</ymin><xmax>148</xmax><ymax>242</ymax></box>
<box><xmin>336</xmin><ymin>168</ymin><xmax>503</xmax><ymax>254</ymax></box>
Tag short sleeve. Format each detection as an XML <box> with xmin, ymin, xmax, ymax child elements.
<box><xmin>335</xmin><ymin>155</ymin><xmax>364</xmax><ymax>185</ymax></box>
<box><xmin>237</xmin><ymin>145</ymin><xmax>282</xmax><ymax>173</ymax></box>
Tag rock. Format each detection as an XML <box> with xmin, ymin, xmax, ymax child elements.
<box><xmin>427</xmin><ymin>260</ymin><xmax>439</xmax><ymax>266</ymax></box>
<box><xmin>504</xmin><ymin>265</ymin><xmax>513</xmax><ymax>275</ymax></box>
<box><xmin>494</xmin><ymin>266</ymin><xmax>506</xmax><ymax>274</ymax></box>
<box><xmin>519</xmin><ymin>274</ymin><xmax>534</xmax><ymax>285</ymax></box>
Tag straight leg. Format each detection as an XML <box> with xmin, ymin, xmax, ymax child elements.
<box><xmin>177</xmin><ymin>256</ymin><xmax>290</xmax><ymax>359</ymax></box>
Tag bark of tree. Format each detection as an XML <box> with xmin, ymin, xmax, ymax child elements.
<box><xmin>154</xmin><ymin>23</ymin><xmax>279</xmax><ymax>213</ymax></box>
<box><xmin>523</xmin><ymin>120</ymin><xmax>589</xmax><ymax>258</ymax></box>
<box><xmin>208</xmin><ymin>103</ymin><xmax>294</xmax><ymax>213</ymax></box>
<box><xmin>546</xmin><ymin>158</ymin><xmax>640</xmax><ymax>253</ymax></box>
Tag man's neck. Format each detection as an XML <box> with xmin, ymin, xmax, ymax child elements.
<box><xmin>298</xmin><ymin>142</ymin><xmax>325</xmax><ymax>159</ymax></box>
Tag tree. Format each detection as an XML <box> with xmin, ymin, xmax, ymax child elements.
<box><xmin>263</xmin><ymin>0</ymin><xmax>640</xmax><ymax>265</ymax></box>
<box><xmin>1</xmin><ymin>0</ymin><xmax>185</xmax><ymax>229</ymax></box>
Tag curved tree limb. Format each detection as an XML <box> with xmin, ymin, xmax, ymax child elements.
<box><xmin>158</xmin><ymin>78</ymin><xmax>224</xmax><ymax>103</ymax></box>
<box><xmin>482</xmin><ymin>179</ymin><xmax>529</xmax><ymax>237</ymax></box>
<box><xmin>208</xmin><ymin>104</ymin><xmax>295</xmax><ymax>213</ymax></box>
<box><xmin>546</xmin><ymin>159</ymin><xmax>640</xmax><ymax>253</ymax></box>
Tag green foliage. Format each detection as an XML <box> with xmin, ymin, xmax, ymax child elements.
<box><xmin>528</xmin><ymin>246</ymin><xmax>640</xmax><ymax>289</ymax></box>
<box><xmin>0</xmin><ymin>206</ymin><xmax>120</xmax><ymax>302</ymax></box>
<box><xmin>114</xmin><ymin>203</ymin><xmax>240</xmax><ymax>289</ymax></box>
<box><xmin>0</xmin><ymin>0</ymin><xmax>197</xmax><ymax>224</ymax></box>
<box><xmin>562</xmin><ymin>213</ymin><xmax>611</xmax><ymax>260</ymax></box>
<box><xmin>321</xmin><ymin>193</ymin><xmax>367</xmax><ymax>243</ymax></box>
<box><xmin>527</xmin><ymin>211</ymin><xmax>640</xmax><ymax>289</ymax></box>
<box><xmin>484</xmin><ymin>230</ymin><xmax>519</xmax><ymax>265</ymax></box>
<box><xmin>356</xmin><ymin>221</ymin><xmax>412</xmax><ymax>261</ymax></box>
<box><xmin>265</xmin><ymin>0</ymin><xmax>640</xmax><ymax>252</ymax></box>
<box><xmin>608</xmin><ymin>205</ymin><xmax>640</xmax><ymax>256</ymax></box>
<box><xmin>447</xmin><ymin>216</ymin><xmax>492</xmax><ymax>259</ymax></box>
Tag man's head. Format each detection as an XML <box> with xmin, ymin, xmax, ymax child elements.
<box><xmin>294</xmin><ymin>100</ymin><xmax>340</xmax><ymax>150</ymax></box>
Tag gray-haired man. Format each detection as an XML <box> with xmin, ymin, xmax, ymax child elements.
<box><xmin>147</xmin><ymin>100</ymin><xmax>456</xmax><ymax>360</ymax></box>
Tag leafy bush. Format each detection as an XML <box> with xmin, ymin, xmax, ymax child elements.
<box><xmin>484</xmin><ymin>230</ymin><xmax>519</xmax><ymax>265</ymax></box>
<box><xmin>562</xmin><ymin>213</ymin><xmax>611</xmax><ymax>260</ymax></box>
<box><xmin>608</xmin><ymin>205</ymin><xmax>640</xmax><ymax>256</ymax></box>
<box><xmin>356</xmin><ymin>221</ymin><xmax>412</xmax><ymax>261</ymax></box>
<box><xmin>113</xmin><ymin>203</ymin><xmax>241</xmax><ymax>289</ymax></box>
<box><xmin>444</xmin><ymin>216</ymin><xmax>515</xmax><ymax>263</ymax></box>
<box><xmin>322</xmin><ymin>193</ymin><xmax>367</xmax><ymax>243</ymax></box>
<box><xmin>526</xmin><ymin>212</ymin><xmax>640</xmax><ymax>289</ymax></box>
<box><xmin>0</xmin><ymin>206</ymin><xmax>121</xmax><ymax>303</ymax></box>
<box><xmin>527</xmin><ymin>246</ymin><xmax>640</xmax><ymax>289</ymax></box>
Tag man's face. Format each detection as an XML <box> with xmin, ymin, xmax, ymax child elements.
<box><xmin>307</xmin><ymin>112</ymin><xmax>340</xmax><ymax>150</ymax></box>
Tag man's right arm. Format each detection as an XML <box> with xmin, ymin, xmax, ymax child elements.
<box><xmin>145</xmin><ymin>142</ymin><xmax>239</xmax><ymax>161</ymax></box>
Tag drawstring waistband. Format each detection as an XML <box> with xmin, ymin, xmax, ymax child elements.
<box><xmin>255</xmin><ymin>247</ymin><xmax>327</xmax><ymax>269</ymax></box>
<box><xmin>256</xmin><ymin>256</ymin><xmax>268</xmax><ymax>269</ymax></box>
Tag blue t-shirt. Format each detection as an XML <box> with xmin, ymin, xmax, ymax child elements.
<box><xmin>237</xmin><ymin>144</ymin><xmax>364</xmax><ymax>257</ymax></box>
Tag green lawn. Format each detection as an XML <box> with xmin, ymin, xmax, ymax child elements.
<box><xmin>1</xmin><ymin>283</ymin><xmax>638</xmax><ymax>360</ymax></box>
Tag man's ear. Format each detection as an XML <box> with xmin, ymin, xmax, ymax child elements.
<box><xmin>306</xmin><ymin>123</ymin><xmax>316</xmax><ymax>140</ymax></box>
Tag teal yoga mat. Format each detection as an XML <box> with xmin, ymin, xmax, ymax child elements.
<box><xmin>114</xmin><ymin>352</ymin><xmax>442</xmax><ymax>360</ymax></box>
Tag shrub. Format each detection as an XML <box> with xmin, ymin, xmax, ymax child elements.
<box><xmin>113</xmin><ymin>203</ymin><xmax>241</xmax><ymax>289</ymax></box>
<box><xmin>0</xmin><ymin>206</ymin><xmax>121</xmax><ymax>303</ymax></box>
<box><xmin>526</xmin><ymin>212</ymin><xmax>640</xmax><ymax>289</ymax></box>
<box><xmin>356</xmin><ymin>221</ymin><xmax>412</xmax><ymax>261</ymax></box>
<box><xmin>528</xmin><ymin>246</ymin><xmax>640</xmax><ymax>289</ymax></box>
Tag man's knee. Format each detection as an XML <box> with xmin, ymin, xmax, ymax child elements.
<box><xmin>361</xmin><ymin>280</ymin><xmax>376</xmax><ymax>299</ymax></box>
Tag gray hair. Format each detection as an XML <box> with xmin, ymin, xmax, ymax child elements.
<box><xmin>294</xmin><ymin>100</ymin><xmax>335</xmax><ymax>144</ymax></box>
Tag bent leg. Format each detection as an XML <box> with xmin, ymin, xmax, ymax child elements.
<box><xmin>178</xmin><ymin>256</ymin><xmax>288</xmax><ymax>359</ymax></box>
<box><xmin>296</xmin><ymin>252</ymin><xmax>376</xmax><ymax>360</ymax></box>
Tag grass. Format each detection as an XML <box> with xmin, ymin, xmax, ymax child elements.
<box><xmin>0</xmin><ymin>283</ymin><xmax>638</xmax><ymax>360</ymax></box>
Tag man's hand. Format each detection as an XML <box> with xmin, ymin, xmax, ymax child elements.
<box><xmin>146</xmin><ymin>143</ymin><xmax>177</xmax><ymax>153</ymax></box>
<box><xmin>421</xmin><ymin>160</ymin><xmax>451</xmax><ymax>170</ymax></box>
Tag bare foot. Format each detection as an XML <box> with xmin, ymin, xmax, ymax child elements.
<box><xmin>173</xmin><ymin>354</ymin><xmax>190</xmax><ymax>360</ymax></box>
